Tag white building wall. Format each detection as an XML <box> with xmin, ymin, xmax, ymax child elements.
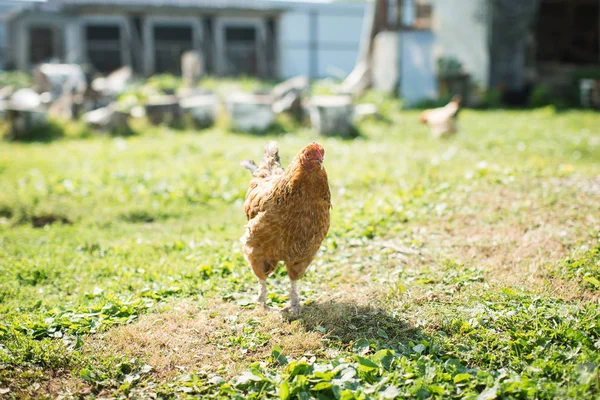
<box><xmin>431</xmin><ymin>0</ymin><xmax>490</xmax><ymax>88</ymax></box>
<box><xmin>279</xmin><ymin>11</ymin><xmax>310</xmax><ymax>77</ymax></box>
<box><xmin>279</xmin><ymin>1</ymin><xmax>366</xmax><ymax>79</ymax></box>
<box><xmin>0</xmin><ymin>0</ymin><xmax>34</xmax><ymax>68</ymax></box>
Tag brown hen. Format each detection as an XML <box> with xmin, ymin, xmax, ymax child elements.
<box><xmin>241</xmin><ymin>141</ymin><xmax>331</xmax><ymax>313</ymax></box>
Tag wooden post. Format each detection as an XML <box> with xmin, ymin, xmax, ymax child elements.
<box><xmin>375</xmin><ymin>0</ymin><xmax>389</xmax><ymax>33</ymax></box>
<box><xmin>342</xmin><ymin>0</ymin><xmax>393</xmax><ymax>94</ymax></box>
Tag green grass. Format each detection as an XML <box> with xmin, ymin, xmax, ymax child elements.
<box><xmin>0</xmin><ymin>91</ymin><xmax>599</xmax><ymax>399</ymax></box>
<box><xmin>0</xmin><ymin>71</ymin><xmax>33</xmax><ymax>90</ymax></box>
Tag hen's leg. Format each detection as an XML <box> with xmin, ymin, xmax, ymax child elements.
<box><xmin>284</xmin><ymin>260</ymin><xmax>311</xmax><ymax>314</ymax></box>
<box><xmin>288</xmin><ymin>279</ymin><xmax>300</xmax><ymax>313</ymax></box>
<box><xmin>244</xmin><ymin>247</ymin><xmax>276</xmax><ymax>310</ymax></box>
<box><xmin>256</xmin><ymin>279</ymin><xmax>267</xmax><ymax>309</ymax></box>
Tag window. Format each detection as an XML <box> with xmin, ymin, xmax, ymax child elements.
<box><xmin>86</xmin><ymin>25</ymin><xmax>122</xmax><ymax>73</ymax></box>
<box><xmin>415</xmin><ymin>0</ymin><xmax>433</xmax><ymax>29</ymax></box>
<box><xmin>226</xmin><ymin>27</ymin><xmax>256</xmax><ymax>42</ymax></box>
<box><xmin>224</xmin><ymin>26</ymin><xmax>259</xmax><ymax>76</ymax></box>
<box><xmin>30</xmin><ymin>27</ymin><xmax>55</xmax><ymax>64</ymax></box>
<box><xmin>153</xmin><ymin>25</ymin><xmax>194</xmax><ymax>74</ymax></box>
<box><xmin>401</xmin><ymin>0</ymin><xmax>432</xmax><ymax>30</ymax></box>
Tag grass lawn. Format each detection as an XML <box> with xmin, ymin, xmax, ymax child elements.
<box><xmin>0</xmin><ymin>98</ymin><xmax>599</xmax><ymax>399</ymax></box>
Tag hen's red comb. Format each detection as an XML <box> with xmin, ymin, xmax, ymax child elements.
<box><xmin>311</xmin><ymin>142</ymin><xmax>324</xmax><ymax>158</ymax></box>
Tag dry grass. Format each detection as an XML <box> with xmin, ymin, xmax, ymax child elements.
<box><xmin>409</xmin><ymin>177</ymin><xmax>599</xmax><ymax>297</ymax></box>
<box><xmin>36</xmin><ymin>293</ymin><xmax>405</xmax><ymax>398</ymax></box>
<box><xmin>31</xmin><ymin>300</ymin><xmax>328</xmax><ymax>398</ymax></box>
<box><xmin>84</xmin><ymin>300</ymin><xmax>324</xmax><ymax>380</ymax></box>
<box><xmin>36</xmin><ymin>374</ymin><xmax>90</xmax><ymax>400</ymax></box>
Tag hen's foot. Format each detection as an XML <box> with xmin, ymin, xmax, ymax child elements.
<box><xmin>281</xmin><ymin>304</ymin><xmax>301</xmax><ymax>315</ymax></box>
<box><xmin>255</xmin><ymin>296</ymin><xmax>269</xmax><ymax>310</ymax></box>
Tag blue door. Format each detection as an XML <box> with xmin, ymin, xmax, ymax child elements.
<box><xmin>400</xmin><ymin>30</ymin><xmax>437</xmax><ymax>105</ymax></box>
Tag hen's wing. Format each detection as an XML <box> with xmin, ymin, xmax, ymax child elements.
<box><xmin>243</xmin><ymin>142</ymin><xmax>285</xmax><ymax>220</ymax></box>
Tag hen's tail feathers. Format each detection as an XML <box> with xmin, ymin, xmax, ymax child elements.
<box><xmin>263</xmin><ymin>141</ymin><xmax>280</xmax><ymax>164</ymax></box>
<box><xmin>242</xmin><ymin>141</ymin><xmax>284</xmax><ymax>177</ymax></box>
<box><xmin>241</xmin><ymin>160</ymin><xmax>258</xmax><ymax>174</ymax></box>
<box><xmin>258</xmin><ymin>141</ymin><xmax>284</xmax><ymax>175</ymax></box>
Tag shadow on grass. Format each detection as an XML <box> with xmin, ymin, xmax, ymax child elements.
<box><xmin>315</xmin><ymin>125</ymin><xmax>366</xmax><ymax>141</ymax></box>
<box><xmin>227</xmin><ymin>119</ymin><xmax>294</xmax><ymax>137</ymax></box>
<box><xmin>291</xmin><ymin>300</ymin><xmax>423</xmax><ymax>346</ymax></box>
<box><xmin>342</xmin><ymin>125</ymin><xmax>365</xmax><ymax>141</ymax></box>
<box><xmin>4</xmin><ymin>119</ymin><xmax>69</xmax><ymax>143</ymax></box>
<box><xmin>11</xmin><ymin>208</ymin><xmax>74</xmax><ymax>228</ymax></box>
<box><xmin>3</xmin><ymin>118</ymin><xmax>141</xmax><ymax>143</ymax></box>
<box><xmin>104</xmin><ymin>123</ymin><xmax>138</xmax><ymax>137</ymax></box>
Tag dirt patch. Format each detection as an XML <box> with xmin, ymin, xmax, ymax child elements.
<box><xmin>4</xmin><ymin>369</ymin><xmax>91</xmax><ymax>400</ymax></box>
<box><xmin>37</xmin><ymin>372</ymin><xmax>91</xmax><ymax>399</ymax></box>
<box><xmin>84</xmin><ymin>300</ymin><xmax>324</xmax><ymax>380</ymax></box>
